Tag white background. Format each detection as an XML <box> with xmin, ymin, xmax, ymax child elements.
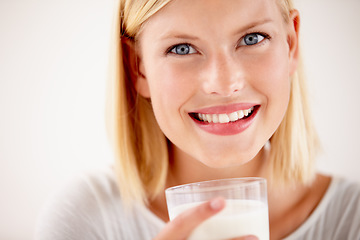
<box><xmin>0</xmin><ymin>0</ymin><xmax>359</xmax><ymax>239</ymax></box>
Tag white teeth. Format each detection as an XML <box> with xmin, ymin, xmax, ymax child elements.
<box><xmin>237</xmin><ymin>110</ymin><xmax>244</xmax><ymax>119</ymax></box>
<box><xmin>212</xmin><ymin>114</ymin><xmax>219</xmax><ymax>123</ymax></box>
<box><xmin>196</xmin><ymin>106</ymin><xmax>256</xmax><ymax>123</ymax></box>
<box><xmin>206</xmin><ymin>114</ymin><xmax>212</xmax><ymax>123</ymax></box>
<box><xmin>201</xmin><ymin>113</ymin><xmax>206</xmax><ymax>121</ymax></box>
<box><xmin>219</xmin><ymin>114</ymin><xmax>230</xmax><ymax>123</ymax></box>
<box><xmin>229</xmin><ymin>112</ymin><xmax>238</xmax><ymax>122</ymax></box>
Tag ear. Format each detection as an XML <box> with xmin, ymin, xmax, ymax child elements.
<box><xmin>121</xmin><ymin>38</ymin><xmax>151</xmax><ymax>98</ymax></box>
<box><xmin>287</xmin><ymin>10</ymin><xmax>300</xmax><ymax>75</ymax></box>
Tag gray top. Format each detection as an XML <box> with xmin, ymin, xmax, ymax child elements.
<box><xmin>35</xmin><ymin>167</ymin><xmax>360</xmax><ymax>240</ymax></box>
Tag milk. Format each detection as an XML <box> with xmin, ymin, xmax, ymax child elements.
<box><xmin>168</xmin><ymin>199</ymin><xmax>269</xmax><ymax>240</ymax></box>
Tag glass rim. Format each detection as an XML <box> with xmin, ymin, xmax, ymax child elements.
<box><xmin>165</xmin><ymin>177</ymin><xmax>266</xmax><ymax>194</ymax></box>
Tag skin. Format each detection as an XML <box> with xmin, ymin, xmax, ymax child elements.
<box><xmin>128</xmin><ymin>0</ymin><xmax>331</xmax><ymax>239</ymax></box>
<box><xmin>136</xmin><ymin>0</ymin><xmax>294</xmax><ymax>169</ymax></box>
<box><xmin>153</xmin><ymin>197</ymin><xmax>258</xmax><ymax>240</ymax></box>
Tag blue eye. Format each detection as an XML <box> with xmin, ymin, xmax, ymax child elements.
<box><xmin>239</xmin><ymin>33</ymin><xmax>266</xmax><ymax>46</ymax></box>
<box><xmin>169</xmin><ymin>44</ymin><xmax>197</xmax><ymax>55</ymax></box>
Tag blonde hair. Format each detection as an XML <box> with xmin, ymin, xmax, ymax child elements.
<box><xmin>270</xmin><ymin>0</ymin><xmax>319</xmax><ymax>186</ymax></box>
<box><xmin>106</xmin><ymin>0</ymin><xmax>319</xmax><ymax>205</ymax></box>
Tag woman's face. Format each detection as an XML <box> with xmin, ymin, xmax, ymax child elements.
<box><xmin>135</xmin><ymin>0</ymin><xmax>299</xmax><ymax>167</ymax></box>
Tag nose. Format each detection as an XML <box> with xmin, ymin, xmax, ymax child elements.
<box><xmin>201</xmin><ymin>52</ymin><xmax>245</xmax><ymax>97</ymax></box>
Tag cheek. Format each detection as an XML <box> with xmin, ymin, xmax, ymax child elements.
<box><xmin>248</xmin><ymin>45</ymin><xmax>291</xmax><ymax>102</ymax></box>
<box><xmin>143</xmin><ymin>59</ymin><xmax>197</xmax><ymax>131</ymax></box>
<box><xmin>146</xmin><ymin>60</ymin><xmax>197</xmax><ymax>105</ymax></box>
<box><xmin>263</xmin><ymin>50</ymin><xmax>291</xmax><ymax>130</ymax></box>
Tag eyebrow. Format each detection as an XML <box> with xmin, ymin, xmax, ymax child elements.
<box><xmin>160</xmin><ymin>33</ymin><xmax>200</xmax><ymax>41</ymax></box>
<box><xmin>159</xmin><ymin>18</ymin><xmax>274</xmax><ymax>41</ymax></box>
<box><xmin>233</xmin><ymin>18</ymin><xmax>274</xmax><ymax>35</ymax></box>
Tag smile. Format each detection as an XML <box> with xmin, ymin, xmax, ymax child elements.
<box><xmin>189</xmin><ymin>105</ymin><xmax>260</xmax><ymax>136</ymax></box>
<box><xmin>196</xmin><ymin>106</ymin><xmax>255</xmax><ymax>123</ymax></box>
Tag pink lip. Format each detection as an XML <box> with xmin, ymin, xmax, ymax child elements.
<box><xmin>190</xmin><ymin>105</ymin><xmax>260</xmax><ymax>136</ymax></box>
<box><xmin>193</xmin><ymin>103</ymin><xmax>257</xmax><ymax>114</ymax></box>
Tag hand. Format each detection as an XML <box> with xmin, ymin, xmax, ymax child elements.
<box><xmin>153</xmin><ymin>197</ymin><xmax>259</xmax><ymax>240</ymax></box>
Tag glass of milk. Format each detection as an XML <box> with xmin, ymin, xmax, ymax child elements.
<box><xmin>165</xmin><ymin>178</ymin><xmax>269</xmax><ymax>240</ymax></box>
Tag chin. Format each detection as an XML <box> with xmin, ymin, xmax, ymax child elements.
<box><xmin>198</xmin><ymin>153</ymin><xmax>255</xmax><ymax>169</ymax></box>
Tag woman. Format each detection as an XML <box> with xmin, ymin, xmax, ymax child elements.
<box><xmin>36</xmin><ymin>0</ymin><xmax>360</xmax><ymax>239</ymax></box>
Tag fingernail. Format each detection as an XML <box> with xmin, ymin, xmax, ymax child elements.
<box><xmin>210</xmin><ymin>197</ymin><xmax>225</xmax><ymax>211</ymax></box>
<box><xmin>243</xmin><ymin>235</ymin><xmax>258</xmax><ymax>240</ymax></box>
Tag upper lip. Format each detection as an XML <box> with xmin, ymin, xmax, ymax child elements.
<box><xmin>190</xmin><ymin>103</ymin><xmax>258</xmax><ymax>114</ymax></box>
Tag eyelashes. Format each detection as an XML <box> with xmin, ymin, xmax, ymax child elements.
<box><xmin>168</xmin><ymin>44</ymin><xmax>197</xmax><ymax>55</ymax></box>
<box><xmin>238</xmin><ymin>32</ymin><xmax>271</xmax><ymax>47</ymax></box>
<box><xmin>166</xmin><ymin>32</ymin><xmax>271</xmax><ymax>56</ymax></box>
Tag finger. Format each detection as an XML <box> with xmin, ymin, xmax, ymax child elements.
<box><xmin>154</xmin><ymin>197</ymin><xmax>225</xmax><ymax>240</ymax></box>
<box><xmin>230</xmin><ymin>235</ymin><xmax>259</xmax><ymax>240</ymax></box>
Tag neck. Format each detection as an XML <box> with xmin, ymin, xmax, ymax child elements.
<box><xmin>149</xmin><ymin>144</ymin><xmax>272</xmax><ymax>222</ymax></box>
<box><xmin>149</xmin><ymin>145</ymin><xmax>331</xmax><ymax>240</ymax></box>
<box><xmin>166</xmin><ymin>144</ymin><xmax>271</xmax><ymax>188</ymax></box>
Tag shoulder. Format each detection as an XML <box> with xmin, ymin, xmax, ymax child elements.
<box><xmin>35</xmin><ymin>167</ymin><xmax>165</xmax><ymax>240</ymax></box>
<box><xmin>35</xmin><ymin>167</ymin><xmax>122</xmax><ymax>240</ymax></box>
<box><xmin>325</xmin><ymin>176</ymin><xmax>360</xmax><ymax>219</ymax></box>
<box><xmin>285</xmin><ymin>176</ymin><xmax>360</xmax><ymax>240</ymax></box>
<box><xmin>322</xmin><ymin>177</ymin><xmax>360</xmax><ymax>239</ymax></box>
<box><xmin>331</xmin><ymin>176</ymin><xmax>360</xmax><ymax>199</ymax></box>
<box><xmin>326</xmin><ymin>177</ymin><xmax>360</xmax><ymax>222</ymax></box>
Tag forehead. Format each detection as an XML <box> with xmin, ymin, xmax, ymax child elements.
<box><xmin>139</xmin><ymin>0</ymin><xmax>283</xmax><ymax>39</ymax></box>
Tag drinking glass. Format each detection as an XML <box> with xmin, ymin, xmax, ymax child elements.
<box><xmin>165</xmin><ymin>178</ymin><xmax>269</xmax><ymax>240</ymax></box>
